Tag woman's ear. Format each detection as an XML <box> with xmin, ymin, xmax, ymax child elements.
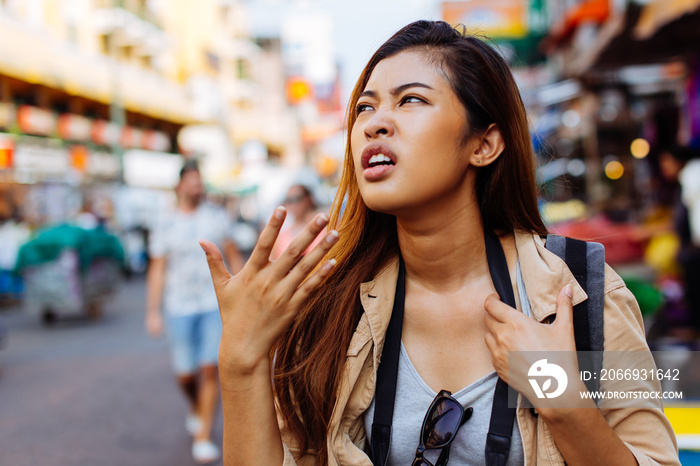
<box><xmin>470</xmin><ymin>124</ymin><xmax>505</xmax><ymax>167</ymax></box>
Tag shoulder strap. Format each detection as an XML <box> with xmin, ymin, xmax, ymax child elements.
<box><xmin>370</xmin><ymin>258</ymin><xmax>405</xmax><ymax>466</ymax></box>
<box><xmin>484</xmin><ymin>232</ymin><xmax>517</xmax><ymax>466</ymax></box>
<box><xmin>545</xmin><ymin>235</ymin><xmax>605</xmax><ymax>393</ymax></box>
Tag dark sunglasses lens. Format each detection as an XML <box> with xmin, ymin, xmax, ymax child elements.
<box><xmin>422</xmin><ymin>398</ymin><xmax>463</xmax><ymax>448</ymax></box>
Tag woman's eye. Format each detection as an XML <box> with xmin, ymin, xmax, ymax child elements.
<box><xmin>355</xmin><ymin>103</ymin><xmax>373</xmax><ymax>115</ymax></box>
<box><xmin>401</xmin><ymin>96</ymin><xmax>424</xmax><ymax>104</ymax></box>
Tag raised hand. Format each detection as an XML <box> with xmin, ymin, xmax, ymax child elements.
<box><xmin>200</xmin><ymin>206</ymin><xmax>338</xmax><ymax>376</ymax></box>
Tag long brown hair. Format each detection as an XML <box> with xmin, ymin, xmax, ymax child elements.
<box><xmin>272</xmin><ymin>20</ymin><xmax>547</xmax><ymax>463</ymax></box>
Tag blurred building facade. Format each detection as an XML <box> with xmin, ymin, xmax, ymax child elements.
<box><xmin>0</xmin><ymin>0</ymin><xmax>323</xmax><ymax>231</ymax></box>
<box><xmin>0</xmin><ymin>0</ymin><xmax>190</xmax><ymax>183</ymax></box>
<box><xmin>0</xmin><ymin>0</ymin><xmax>194</xmax><ymax>229</ymax></box>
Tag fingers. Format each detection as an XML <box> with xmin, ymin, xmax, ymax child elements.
<box><xmin>271</xmin><ymin>213</ymin><xmax>330</xmax><ymax>278</ymax></box>
<box><xmin>282</xmin><ymin>229</ymin><xmax>339</xmax><ymax>289</ymax></box>
<box><xmin>484</xmin><ymin>330</ymin><xmax>497</xmax><ymax>352</ymax></box>
<box><xmin>247</xmin><ymin>206</ymin><xmax>287</xmax><ymax>270</ymax></box>
<box><xmin>200</xmin><ymin>239</ymin><xmax>230</xmax><ymax>286</ymax></box>
<box><xmin>483</xmin><ymin>293</ymin><xmax>517</xmax><ymax>323</ymax></box>
<box><xmin>289</xmin><ymin>258</ymin><xmax>337</xmax><ymax>310</ymax></box>
<box><xmin>553</xmin><ymin>284</ymin><xmax>574</xmax><ymax>328</ymax></box>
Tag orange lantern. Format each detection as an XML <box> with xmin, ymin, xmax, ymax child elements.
<box><xmin>70</xmin><ymin>145</ymin><xmax>89</xmax><ymax>172</ymax></box>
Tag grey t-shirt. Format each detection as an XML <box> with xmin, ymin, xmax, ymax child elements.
<box><xmin>363</xmin><ymin>260</ymin><xmax>529</xmax><ymax>465</ymax></box>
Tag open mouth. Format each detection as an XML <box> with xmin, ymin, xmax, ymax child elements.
<box><xmin>367</xmin><ymin>153</ymin><xmax>395</xmax><ymax>168</ymax></box>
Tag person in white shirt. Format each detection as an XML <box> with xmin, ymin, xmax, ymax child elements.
<box><xmin>660</xmin><ymin>145</ymin><xmax>700</xmax><ymax>339</ymax></box>
<box><xmin>145</xmin><ymin>160</ymin><xmax>244</xmax><ymax>464</ymax></box>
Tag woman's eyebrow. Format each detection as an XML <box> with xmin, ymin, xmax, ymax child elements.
<box><xmin>358</xmin><ymin>82</ymin><xmax>434</xmax><ymax>100</ymax></box>
<box><xmin>390</xmin><ymin>82</ymin><xmax>433</xmax><ymax>96</ymax></box>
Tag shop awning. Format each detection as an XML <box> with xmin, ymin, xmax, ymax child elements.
<box><xmin>550</xmin><ymin>1</ymin><xmax>700</xmax><ymax>76</ymax></box>
<box><xmin>634</xmin><ymin>0</ymin><xmax>700</xmax><ymax>40</ymax></box>
<box><xmin>594</xmin><ymin>2</ymin><xmax>700</xmax><ymax>69</ymax></box>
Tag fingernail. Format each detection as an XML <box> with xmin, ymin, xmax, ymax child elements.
<box><xmin>326</xmin><ymin>230</ymin><xmax>339</xmax><ymax>243</ymax></box>
<box><xmin>564</xmin><ymin>284</ymin><xmax>573</xmax><ymax>298</ymax></box>
<box><xmin>275</xmin><ymin>206</ymin><xmax>286</xmax><ymax>219</ymax></box>
<box><xmin>324</xmin><ymin>258</ymin><xmax>337</xmax><ymax>271</ymax></box>
<box><xmin>316</xmin><ymin>214</ymin><xmax>329</xmax><ymax>226</ymax></box>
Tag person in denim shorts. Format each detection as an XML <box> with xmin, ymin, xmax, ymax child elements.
<box><xmin>145</xmin><ymin>161</ymin><xmax>243</xmax><ymax>464</ymax></box>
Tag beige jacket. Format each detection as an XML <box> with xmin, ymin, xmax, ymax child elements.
<box><xmin>280</xmin><ymin>232</ymin><xmax>680</xmax><ymax>465</ymax></box>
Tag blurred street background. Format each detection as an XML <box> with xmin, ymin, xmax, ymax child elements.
<box><xmin>1</xmin><ymin>0</ymin><xmax>700</xmax><ymax>464</ymax></box>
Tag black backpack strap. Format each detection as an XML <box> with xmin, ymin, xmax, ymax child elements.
<box><xmin>545</xmin><ymin>235</ymin><xmax>605</xmax><ymax>393</ymax></box>
<box><xmin>484</xmin><ymin>232</ymin><xmax>517</xmax><ymax>466</ymax></box>
<box><xmin>370</xmin><ymin>258</ymin><xmax>405</xmax><ymax>466</ymax></box>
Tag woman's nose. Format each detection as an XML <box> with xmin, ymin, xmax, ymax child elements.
<box><xmin>364</xmin><ymin>110</ymin><xmax>395</xmax><ymax>139</ymax></box>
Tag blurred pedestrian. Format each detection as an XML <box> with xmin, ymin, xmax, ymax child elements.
<box><xmin>659</xmin><ymin>146</ymin><xmax>700</xmax><ymax>339</ymax></box>
<box><xmin>270</xmin><ymin>184</ymin><xmax>322</xmax><ymax>260</ymax></box>
<box><xmin>145</xmin><ymin>160</ymin><xmax>244</xmax><ymax>464</ymax></box>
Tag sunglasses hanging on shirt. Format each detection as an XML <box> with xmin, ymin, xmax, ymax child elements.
<box><xmin>412</xmin><ymin>390</ymin><xmax>473</xmax><ymax>466</ymax></box>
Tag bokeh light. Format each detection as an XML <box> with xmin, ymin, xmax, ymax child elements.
<box><xmin>605</xmin><ymin>160</ymin><xmax>625</xmax><ymax>180</ymax></box>
<box><xmin>630</xmin><ymin>138</ymin><xmax>650</xmax><ymax>159</ymax></box>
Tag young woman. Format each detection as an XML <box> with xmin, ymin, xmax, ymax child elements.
<box><xmin>201</xmin><ymin>21</ymin><xmax>679</xmax><ymax>466</ymax></box>
<box><xmin>271</xmin><ymin>184</ymin><xmax>321</xmax><ymax>260</ymax></box>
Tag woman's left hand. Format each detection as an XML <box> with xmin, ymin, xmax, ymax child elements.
<box><xmin>484</xmin><ymin>284</ymin><xmax>582</xmax><ymax>402</ymax></box>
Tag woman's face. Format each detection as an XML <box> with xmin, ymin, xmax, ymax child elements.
<box><xmin>284</xmin><ymin>185</ymin><xmax>312</xmax><ymax>219</ymax></box>
<box><xmin>350</xmin><ymin>49</ymin><xmax>479</xmax><ymax>217</ymax></box>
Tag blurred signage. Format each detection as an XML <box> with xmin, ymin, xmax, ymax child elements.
<box><xmin>14</xmin><ymin>144</ymin><xmax>69</xmax><ymax>174</ymax></box>
<box><xmin>442</xmin><ymin>0</ymin><xmax>528</xmax><ymax>38</ymax></box>
<box><xmin>123</xmin><ymin>149</ymin><xmax>182</xmax><ymax>189</ymax></box>
<box><xmin>58</xmin><ymin>114</ymin><xmax>92</xmax><ymax>142</ymax></box>
<box><xmin>91</xmin><ymin>120</ymin><xmax>120</xmax><ymax>146</ymax></box>
<box><xmin>88</xmin><ymin>151</ymin><xmax>121</xmax><ymax>178</ymax></box>
<box><xmin>0</xmin><ymin>134</ymin><xmax>14</xmax><ymax>168</ymax></box>
<box><xmin>17</xmin><ymin>105</ymin><xmax>56</xmax><ymax>136</ymax></box>
<box><xmin>315</xmin><ymin>69</ymin><xmax>343</xmax><ymax>115</ymax></box>
<box><xmin>0</xmin><ymin>103</ymin><xmax>16</xmax><ymax>129</ymax></box>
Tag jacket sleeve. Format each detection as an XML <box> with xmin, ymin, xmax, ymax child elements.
<box><xmin>599</xmin><ymin>265</ymin><xmax>680</xmax><ymax>466</ymax></box>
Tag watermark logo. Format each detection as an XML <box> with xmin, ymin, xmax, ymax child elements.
<box><xmin>528</xmin><ymin>359</ymin><xmax>568</xmax><ymax>399</ymax></box>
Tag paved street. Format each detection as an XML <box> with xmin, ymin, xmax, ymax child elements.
<box><xmin>0</xmin><ymin>275</ymin><xmax>223</xmax><ymax>466</ymax></box>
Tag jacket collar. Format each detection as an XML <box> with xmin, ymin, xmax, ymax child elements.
<box><xmin>357</xmin><ymin>232</ymin><xmax>588</xmax><ymax>352</ymax></box>
<box><xmin>359</xmin><ymin>257</ymin><xmax>399</xmax><ymax>362</ymax></box>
